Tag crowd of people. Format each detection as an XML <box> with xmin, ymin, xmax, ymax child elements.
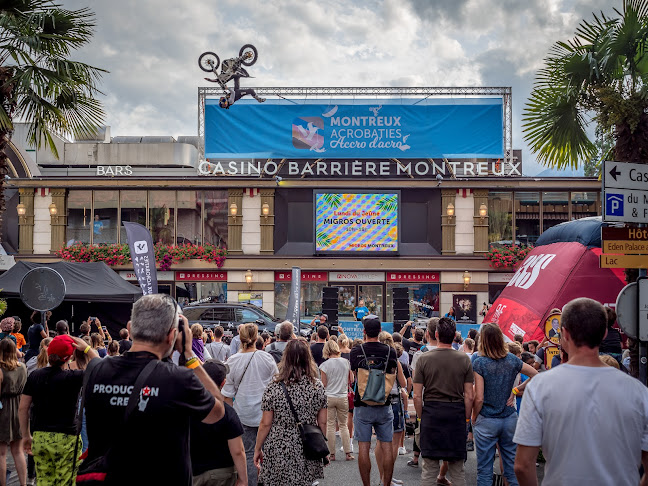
<box><xmin>0</xmin><ymin>296</ymin><xmax>647</xmax><ymax>486</ymax></box>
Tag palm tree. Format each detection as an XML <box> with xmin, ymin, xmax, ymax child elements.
<box><xmin>523</xmin><ymin>0</ymin><xmax>648</xmax><ymax>169</ymax></box>
<box><xmin>0</xmin><ymin>0</ymin><xmax>106</xmax><ymax>235</ymax></box>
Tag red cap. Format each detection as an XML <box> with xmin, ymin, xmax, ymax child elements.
<box><xmin>47</xmin><ymin>335</ymin><xmax>76</xmax><ymax>362</ymax></box>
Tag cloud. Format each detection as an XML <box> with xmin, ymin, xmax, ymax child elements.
<box><xmin>61</xmin><ymin>0</ymin><xmax>617</xmax><ymax>174</ymax></box>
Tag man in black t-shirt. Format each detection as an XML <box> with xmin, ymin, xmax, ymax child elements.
<box><xmin>191</xmin><ymin>360</ymin><xmax>247</xmax><ymax>485</ymax></box>
<box><xmin>310</xmin><ymin>325</ymin><xmax>329</xmax><ymax>366</ymax></box>
<box><xmin>403</xmin><ymin>327</ymin><xmax>425</xmax><ymax>364</ymax></box>
<box><xmin>350</xmin><ymin>315</ymin><xmax>398</xmax><ymax>486</ymax></box>
<box><xmin>84</xmin><ymin>294</ymin><xmax>225</xmax><ymax>486</ymax></box>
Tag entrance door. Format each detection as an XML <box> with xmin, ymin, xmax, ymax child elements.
<box><xmin>336</xmin><ymin>285</ymin><xmax>384</xmax><ymax>321</ymax></box>
<box><xmin>358</xmin><ymin>285</ymin><xmax>383</xmax><ymax>320</ymax></box>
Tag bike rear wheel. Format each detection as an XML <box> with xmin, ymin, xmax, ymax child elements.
<box><xmin>198</xmin><ymin>52</ymin><xmax>220</xmax><ymax>72</ymax></box>
<box><xmin>239</xmin><ymin>44</ymin><xmax>258</xmax><ymax>66</ymax></box>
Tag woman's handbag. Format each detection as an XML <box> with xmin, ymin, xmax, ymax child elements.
<box><xmin>347</xmin><ymin>386</ymin><xmax>355</xmax><ymax>411</ymax></box>
<box><xmin>280</xmin><ymin>382</ymin><xmax>329</xmax><ymax>461</ymax></box>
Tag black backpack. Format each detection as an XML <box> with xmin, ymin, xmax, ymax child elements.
<box><xmin>267</xmin><ymin>342</ymin><xmax>285</xmax><ymax>363</ymax></box>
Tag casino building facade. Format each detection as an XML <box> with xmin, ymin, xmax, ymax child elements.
<box><xmin>4</xmin><ymin>88</ymin><xmax>602</xmax><ymax>329</ymax></box>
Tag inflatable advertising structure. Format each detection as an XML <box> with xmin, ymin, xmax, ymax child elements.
<box><xmin>484</xmin><ymin>217</ymin><xmax>626</xmax><ymax>342</ymax></box>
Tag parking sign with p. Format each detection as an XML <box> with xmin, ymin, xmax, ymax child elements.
<box><xmin>606</xmin><ymin>194</ymin><xmax>624</xmax><ymax>217</ymax></box>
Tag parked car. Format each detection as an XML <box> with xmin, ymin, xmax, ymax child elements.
<box><xmin>182</xmin><ymin>303</ymin><xmax>281</xmax><ymax>336</ymax></box>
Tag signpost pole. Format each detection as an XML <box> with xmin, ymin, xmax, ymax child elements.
<box><xmin>639</xmin><ymin>229</ymin><xmax>647</xmax><ymax>386</ymax></box>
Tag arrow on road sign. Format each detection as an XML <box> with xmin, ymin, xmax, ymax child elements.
<box><xmin>609</xmin><ymin>165</ymin><xmax>622</xmax><ymax>181</ymax></box>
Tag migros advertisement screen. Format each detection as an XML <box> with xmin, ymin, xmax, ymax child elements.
<box><xmin>314</xmin><ymin>191</ymin><xmax>400</xmax><ymax>253</ymax></box>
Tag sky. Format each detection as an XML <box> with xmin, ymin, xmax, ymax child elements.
<box><xmin>60</xmin><ymin>0</ymin><xmax>614</xmax><ymax>176</ymax></box>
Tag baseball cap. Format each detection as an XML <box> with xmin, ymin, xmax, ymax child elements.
<box><xmin>203</xmin><ymin>360</ymin><xmax>230</xmax><ymax>385</ymax></box>
<box><xmin>47</xmin><ymin>335</ymin><xmax>76</xmax><ymax>362</ymax></box>
<box><xmin>362</xmin><ymin>314</ymin><xmax>381</xmax><ymax>338</ymax></box>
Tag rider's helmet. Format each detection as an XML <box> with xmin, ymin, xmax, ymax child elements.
<box><xmin>219</xmin><ymin>97</ymin><xmax>230</xmax><ymax>109</ymax></box>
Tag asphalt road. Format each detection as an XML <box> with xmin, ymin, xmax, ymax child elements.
<box><xmin>316</xmin><ymin>435</ymin><xmax>545</xmax><ymax>486</ymax></box>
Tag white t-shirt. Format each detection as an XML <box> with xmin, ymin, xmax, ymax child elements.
<box><xmin>221</xmin><ymin>350</ymin><xmax>278</xmax><ymax>427</ymax></box>
<box><xmin>411</xmin><ymin>345</ymin><xmax>436</xmax><ymax>373</ymax></box>
<box><xmin>205</xmin><ymin>341</ymin><xmax>231</xmax><ymax>362</ymax></box>
<box><xmin>514</xmin><ymin>364</ymin><xmax>648</xmax><ymax>486</ymax></box>
<box><xmin>319</xmin><ymin>357</ymin><xmax>350</xmax><ymax>398</ymax></box>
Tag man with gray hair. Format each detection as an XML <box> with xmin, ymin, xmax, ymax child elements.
<box><xmin>266</xmin><ymin>321</ymin><xmax>294</xmax><ymax>363</ymax></box>
<box><xmin>514</xmin><ymin>297</ymin><xmax>648</xmax><ymax>486</ymax></box>
<box><xmin>83</xmin><ymin>294</ymin><xmax>225</xmax><ymax>486</ymax></box>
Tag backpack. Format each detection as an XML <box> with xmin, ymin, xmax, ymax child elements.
<box><xmin>356</xmin><ymin>344</ymin><xmax>396</xmax><ymax>406</ymax></box>
<box><xmin>267</xmin><ymin>342</ymin><xmax>285</xmax><ymax>364</ymax></box>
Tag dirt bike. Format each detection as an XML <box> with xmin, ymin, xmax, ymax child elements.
<box><xmin>198</xmin><ymin>44</ymin><xmax>258</xmax><ymax>94</ymax></box>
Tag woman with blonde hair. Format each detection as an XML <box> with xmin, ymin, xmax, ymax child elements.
<box><xmin>0</xmin><ymin>338</ymin><xmax>28</xmax><ymax>486</ymax></box>
<box><xmin>254</xmin><ymin>339</ymin><xmax>327</xmax><ymax>486</ymax></box>
<box><xmin>191</xmin><ymin>323</ymin><xmax>206</xmax><ymax>362</ymax></box>
<box><xmin>222</xmin><ymin>323</ymin><xmax>278</xmax><ymax>486</ymax></box>
<box><xmin>472</xmin><ymin>323</ymin><xmax>538</xmax><ymax>486</ymax></box>
<box><xmin>337</xmin><ymin>334</ymin><xmax>355</xmax><ymax>445</ymax></box>
<box><xmin>90</xmin><ymin>333</ymin><xmax>107</xmax><ymax>358</ymax></box>
<box><xmin>319</xmin><ymin>339</ymin><xmax>354</xmax><ymax>461</ymax></box>
<box><xmin>26</xmin><ymin>337</ymin><xmax>53</xmax><ymax>375</ymax></box>
<box><xmin>377</xmin><ymin>331</ymin><xmax>409</xmax><ymax>485</ymax></box>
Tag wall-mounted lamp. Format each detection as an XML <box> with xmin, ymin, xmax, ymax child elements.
<box><xmin>446</xmin><ymin>203</ymin><xmax>455</xmax><ymax>222</ymax></box>
<box><xmin>16</xmin><ymin>203</ymin><xmax>26</xmax><ymax>217</ymax></box>
<box><xmin>245</xmin><ymin>269</ymin><xmax>253</xmax><ymax>289</ymax></box>
<box><xmin>261</xmin><ymin>202</ymin><xmax>270</xmax><ymax>220</ymax></box>
<box><xmin>479</xmin><ymin>203</ymin><xmax>488</xmax><ymax>222</ymax></box>
<box><xmin>463</xmin><ymin>270</ymin><xmax>471</xmax><ymax>290</ymax></box>
<box><xmin>229</xmin><ymin>202</ymin><xmax>238</xmax><ymax>221</ymax></box>
<box><xmin>48</xmin><ymin>202</ymin><xmax>58</xmax><ymax>216</ymax></box>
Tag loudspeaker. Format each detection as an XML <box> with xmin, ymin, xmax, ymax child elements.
<box><xmin>322</xmin><ymin>287</ymin><xmax>339</xmax><ymax>326</ymax></box>
<box><xmin>393</xmin><ymin>287</ymin><xmax>410</xmax><ymax>322</ymax></box>
<box><xmin>393</xmin><ymin>320</ymin><xmax>408</xmax><ymax>334</ymax></box>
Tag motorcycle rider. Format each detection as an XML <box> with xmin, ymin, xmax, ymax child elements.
<box><xmin>204</xmin><ymin>52</ymin><xmax>265</xmax><ymax>108</ymax></box>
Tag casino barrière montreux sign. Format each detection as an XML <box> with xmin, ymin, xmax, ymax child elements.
<box><xmin>197</xmin><ymin>158</ymin><xmax>522</xmax><ymax>178</ymax></box>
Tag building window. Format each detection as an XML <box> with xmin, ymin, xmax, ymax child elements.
<box><xmin>203</xmin><ymin>190</ymin><xmax>228</xmax><ymax>247</ymax></box>
<box><xmin>176</xmin><ymin>282</ymin><xmax>227</xmax><ymax>305</ymax></box>
<box><xmin>542</xmin><ymin>192</ymin><xmax>569</xmax><ymax>232</ymax></box>
<box><xmin>488</xmin><ymin>191</ymin><xmax>513</xmax><ymax>247</ymax></box>
<box><xmin>177</xmin><ymin>191</ymin><xmax>202</xmax><ymax>245</ymax></box>
<box><xmin>274</xmin><ymin>281</ymin><xmax>326</xmax><ymax>320</ymax></box>
<box><xmin>515</xmin><ymin>192</ymin><xmax>540</xmax><ymax>246</ymax></box>
<box><xmin>385</xmin><ymin>283</ymin><xmax>439</xmax><ymax>321</ymax></box>
<box><xmin>66</xmin><ymin>190</ymin><xmax>92</xmax><ymax>245</ymax></box>
<box><xmin>120</xmin><ymin>191</ymin><xmax>147</xmax><ymax>244</ymax></box>
<box><xmin>149</xmin><ymin>191</ymin><xmax>175</xmax><ymax>245</ymax></box>
<box><xmin>571</xmin><ymin>192</ymin><xmax>598</xmax><ymax>220</ymax></box>
<box><xmin>92</xmin><ymin>191</ymin><xmax>118</xmax><ymax>244</ymax></box>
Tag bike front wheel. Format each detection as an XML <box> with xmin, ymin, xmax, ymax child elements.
<box><xmin>198</xmin><ymin>52</ymin><xmax>220</xmax><ymax>72</ymax></box>
<box><xmin>239</xmin><ymin>44</ymin><xmax>258</xmax><ymax>66</ymax></box>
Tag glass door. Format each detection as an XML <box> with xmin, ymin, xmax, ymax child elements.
<box><xmin>337</xmin><ymin>286</ymin><xmax>356</xmax><ymax>321</ymax></box>
<box><xmin>358</xmin><ymin>285</ymin><xmax>383</xmax><ymax>321</ymax></box>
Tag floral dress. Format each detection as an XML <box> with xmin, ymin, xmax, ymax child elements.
<box><xmin>260</xmin><ymin>377</ymin><xmax>327</xmax><ymax>486</ymax></box>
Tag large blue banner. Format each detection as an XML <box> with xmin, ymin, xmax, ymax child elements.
<box><xmin>205</xmin><ymin>98</ymin><xmax>503</xmax><ymax>159</ymax></box>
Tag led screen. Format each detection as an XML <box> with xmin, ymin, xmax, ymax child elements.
<box><xmin>315</xmin><ymin>192</ymin><xmax>399</xmax><ymax>252</ymax></box>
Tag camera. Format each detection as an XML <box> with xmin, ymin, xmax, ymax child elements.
<box><xmin>90</xmin><ymin>317</ymin><xmax>97</xmax><ymax>324</ymax></box>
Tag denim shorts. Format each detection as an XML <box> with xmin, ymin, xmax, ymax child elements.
<box><xmin>391</xmin><ymin>399</ymin><xmax>404</xmax><ymax>433</ymax></box>
<box><xmin>354</xmin><ymin>404</ymin><xmax>394</xmax><ymax>442</ymax></box>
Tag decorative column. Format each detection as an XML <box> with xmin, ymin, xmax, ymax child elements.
<box><xmin>50</xmin><ymin>189</ymin><xmax>67</xmax><ymax>253</ymax></box>
<box><xmin>473</xmin><ymin>189</ymin><xmax>489</xmax><ymax>255</ymax></box>
<box><xmin>18</xmin><ymin>188</ymin><xmax>34</xmax><ymax>254</ymax></box>
<box><xmin>259</xmin><ymin>188</ymin><xmax>275</xmax><ymax>254</ymax></box>
<box><xmin>441</xmin><ymin>189</ymin><xmax>456</xmax><ymax>255</ymax></box>
<box><xmin>228</xmin><ymin>188</ymin><xmax>243</xmax><ymax>254</ymax></box>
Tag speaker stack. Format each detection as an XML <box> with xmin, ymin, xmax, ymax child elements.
<box><xmin>392</xmin><ymin>287</ymin><xmax>410</xmax><ymax>335</ymax></box>
<box><xmin>321</xmin><ymin>287</ymin><xmax>339</xmax><ymax>335</ymax></box>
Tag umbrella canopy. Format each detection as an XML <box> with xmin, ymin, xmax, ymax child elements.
<box><xmin>0</xmin><ymin>261</ymin><xmax>141</xmax><ymax>303</ymax></box>
<box><xmin>485</xmin><ymin>218</ymin><xmax>626</xmax><ymax>342</ymax></box>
